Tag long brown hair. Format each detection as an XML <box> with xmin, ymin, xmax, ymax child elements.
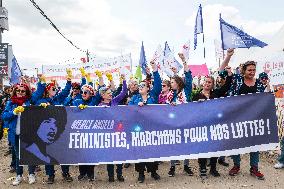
<box><xmin>171</xmin><ymin>75</ymin><xmax>185</xmax><ymax>94</ymax></box>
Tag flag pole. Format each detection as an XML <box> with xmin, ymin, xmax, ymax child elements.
<box><xmin>219</xmin><ymin>13</ymin><xmax>225</xmax><ymax>60</ymax></box>
<box><xmin>203</xmin><ymin>33</ymin><xmax>206</xmax><ymax>60</ymax></box>
<box><xmin>200</xmin><ymin>4</ymin><xmax>206</xmax><ymax>62</ymax></box>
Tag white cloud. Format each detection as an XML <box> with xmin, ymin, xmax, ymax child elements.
<box><xmin>4</xmin><ymin>0</ymin><xmax>141</xmax><ymax>68</ymax></box>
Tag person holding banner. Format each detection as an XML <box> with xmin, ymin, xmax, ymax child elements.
<box><xmin>167</xmin><ymin>53</ymin><xmax>193</xmax><ymax>177</ymax></box>
<box><xmin>128</xmin><ymin>61</ymin><xmax>162</xmax><ymax>183</ymax></box>
<box><xmin>98</xmin><ymin>73</ymin><xmax>127</xmax><ymax>182</ymax></box>
<box><xmin>220</xmin><ymin>53</ymin><xmax>266</xmax><ymax>179</ymax></box>
<box><xmin>2</xmin><ymin>78</ymin><xmax>46</xmax><ymax>186</ymax></box>
<box><xmin>35</xmin><ymin>73</ymin><xmax>73</xmax><ymax>184</ymax></box>
<box><xmin>192</xmin><ymin>70</ymin><xmax>232</xmax><ymax>178</ymax></box>
<box><xmin>73</xmin><ymin>84</ymin><xmax>98</xmax><ymax>182</ymax></box>
<box><xmin>63</xmin><ymin>82</ymin><xmax>82</xmax><ymax>106</ymax></box>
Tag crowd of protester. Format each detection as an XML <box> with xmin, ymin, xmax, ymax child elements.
<box><xmin>0</xmin><ymin>48</ymin><xmax>282</xmax><ymax>186</ymax></box>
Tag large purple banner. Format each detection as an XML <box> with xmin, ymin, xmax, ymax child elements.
<box><xmin>20</xmin><ymin>93</ymin><xmax>278</xmax><ymax>165</ymax></box>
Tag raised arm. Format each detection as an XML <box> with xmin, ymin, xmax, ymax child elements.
<box><xmin>150</xmin><ymin>61</ymin><xmax>162</xmax><ymax>99</ymax></box>
<box><xmin>112</xmin><ymin>75</ymin><xmax>127</xmax><ymax>105</ymax></box>
<box><xmin>95</xmin><ymin>70</ymin><xmax>104</xmax><ymax>87</ymax></box>
<box><xmin>219</xmin><ymin>48</ymin><xmax>234</xmax><ymax>71</ymax></box>
<box><xmin>178</xmin><ymin>53</ymin><xmax>192</xmax><ymax>101</ymax></box>
<box><xmin>30</xmin><ymin>75</ymin><xmax>46</xmax><ymax>104</ymax></box>
<box><xmin>55</xmin><ymin>80</ymin><xmax>72</xmax><ymax>104</ymax></box>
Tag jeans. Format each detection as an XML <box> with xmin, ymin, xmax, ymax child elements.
<box><xmin>45</xmin><ymin>165</ymin><xmax>70</xmax><ymax>176</ymax></box>
<box><xmin>219</xmin><ymin>156</ymin><xmax>225</xmax><ymax>162</ymax></box>
<box><xmin>135</xmin><ymin>162</ymin><xmax>158</xmax><ymax>173</ymax></box>
<box><xmin>10</xmin><ymin>146</ymin><xmax>16</xmax><ymax>169</ymax></box>
<box><xmin>231</xmin><ymin>152</ymin><xmax>259</xmax><ymax>168</ymax></box>
<box><xmin>170</xmin><ymin>159</ymin><xmax>189</xmax><ymax>167</ymax></box>
<box><xmin>107</xmin><ymin>164</ymin><xmax>123</xmax><ymax>177</ymax></box>
<box><xmin>278</xmin><ymin>137</ymin><xmax>284</xmax><ymax>163</ymax></box>
<box><xmin>14</xmin><ymin>135</ymin><xmax>35</xmax><ymax>176</ymax></box>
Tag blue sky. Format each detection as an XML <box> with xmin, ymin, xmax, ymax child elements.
<box><xmin>4</xmin><ymin>0</ymin><xmax>284</xmax><ymax>74</ymax></box>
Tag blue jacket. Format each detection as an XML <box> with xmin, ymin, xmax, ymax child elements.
<box><xmin>63</xmin><ymin>93</ymin><xmax>82</xmax><ymax>106</ymax></box>
<box><xmin>2</xmin><ymin>100</ymin><xmax>30</xmax><ymax>145</ymax></box>
<box><xmin>35</xmin><ymin>81</ymin><xmax>72</xmax><ymax>105</ymax></box>
<box><xmin>2</xmin><ymin>82</ymin><xmax>46</xmax><ymax>145</ymax></box>
<box><xmin>72</xmin><ymin>92</ymin><xmax>102</xmax><ymax>106</ymax></box>
<box><xmin>128</xmin><ymin>71</ymin><xmax>162</xmax><ymax>105</ymax></box>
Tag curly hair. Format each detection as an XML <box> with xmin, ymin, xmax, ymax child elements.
<box><xmin>21</xmin><ymin>106</ymin><xmax>67</xmax><ymax>145</ymax></box>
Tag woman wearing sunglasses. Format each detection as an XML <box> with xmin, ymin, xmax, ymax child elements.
<box><xmin>72</xmin><ymin>84</ymin><xmax>98</xmax><ymax>182</ymax></box>
<box><xmin>158</xmin><ymin>80</ymin><xmax>171</xmax><ymax>104</ymax></box>
<box><xmin>128</xmin><ymin>61</ymin><xmax>162</xmax><ymax>183</ymax></box>
<box><xmin>258</xmin><ymin>72</ymin><xmax>271</xmax><ymax>92</ymax></box>
<box><xmin>63</xmin><ymin>82</ymin><xmax>82</xmax><ymax>106</ymax></box>
<box><xmin>97</xmin><ymin>74</ymin><xmax>127</xmax><ymax>182</ymax></box>
<box><xmin>34</xmin><ymin>74</ymin><xmax>73</xmax><ymax>184</ymax></box>
<box><xmin>2</xmin><ymin>78</ymin><xmax>46</xmax><ymax>186</ymax></box>
<box><xmin>220</xmin><ymin>50</ymin><xmax>266</xmax><ymax>180</ymax></box>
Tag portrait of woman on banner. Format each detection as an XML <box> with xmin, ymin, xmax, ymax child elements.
<box><xmin>20</xmin><ymin>106</ymin><xmax>67</xmax><ymax>165</ymax></box>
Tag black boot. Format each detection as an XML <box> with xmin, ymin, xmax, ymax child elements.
<box><xmin>62</xmin><ymin>173</ymin><xmax>73</xmax><ymax>182</ymax></box>
<box><xmin>210</xmin><ymin>168</ymin><xmax>220</xmax><ymax>177</ymax></box>
<box><xmin>47</xmin><ymin>175</ymin><xmax>55</xmax><ymax>184</ymax></box>
<box><xmin>168</xmin><ymin>166</ymin><xmax>175</xmax><ymax>177</ymax></box>
<box><xmin>151</xmin><ymin>171</ymin><xmax>161</xmax><ymax>180</ymax></box>
<box><xmin>117</xmin><ymin>175</ymin><xmax>125</xmax><ymax>182</ymax></box>
<box><xmin>138</xmin><ymin>172</ymin><xmax>145</xmax><ymax>183</ymax></box>
<box><xmin>108</xmin><ymin>176</ymin><xmax>115</xmax><ymax>182</ymax></box>
<box><xmin>184</xmin><ymin>165</ymin><xmax>194</xmax><ymax>176</ymax></box>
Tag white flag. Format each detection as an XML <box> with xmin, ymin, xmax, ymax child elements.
<box><xmin>181</xmin><ymin>40</ymin><xmax>190</xmax><ymax>61</ymax></box>
<box><xmin>151</xmin><ymin>45</ymin><xmax>164</xmax><ymax>73</ymax></box>
<box><xmin>163</xmin><ymin>42</ymin><xmax>183</xmax><ymax>77</ymax></box>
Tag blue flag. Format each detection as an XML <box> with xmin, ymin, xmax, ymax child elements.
<box><xmin>10</xmin><ymin>56</ymin><xmax>22</xmax><ymax>84</ymax></box>
<box><xmin>139</xmin><ymin>41</ymin><xmax>147</xmax><ymax>75</ymax></box>
<box><xmin>194</xmin><ymin>4</ymin><xmax>203</xmax><ymax>50</ymax></box>
<box><xmin>219</xmin><ymin>15</ymin><xmax>268</xmax><ymax>50</ymax></box>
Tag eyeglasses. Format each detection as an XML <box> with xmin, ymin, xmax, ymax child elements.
<box><xmin>81</xmin><ymin>90</ymin><xmax>91</xmax><ymax>95</ymax></box>
<box><xmin>73</xmin><ymin>88</ymin><xmax>80</xmax><ymax>91</ymax></box>
<box><xmin>16</xmin><ymin>89</ymin><xmax>26</xmax><ymax>94</ymax></box>
<box><xmin>261</xmin><ymin>77</ymin><xmax>268</xmax><ymax>81</ymax></box>
<box><xmin>138</xmin><ymin>83</ymin><xmax>147</xmax><ymax>89</ymax></box>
